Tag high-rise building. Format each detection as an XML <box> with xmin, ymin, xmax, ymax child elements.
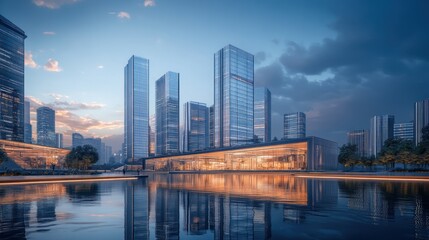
<box><xmin>24</xmin><ymin>100</ymin><xmax>32</xmax><ymax>143</ymax></box>
<box><xmin>209</xmin><ymin>105</ymin><xmax>214</xmax><ymax>148</ymax></box>
<box><xmin>124</xmin><ymin>56</ymin><xmax>149</xmax><ymax>162</ymax></box>
<box><xmin>284</xmin><ymin>112</ymin><xmax>306</xmax><ymax>139</ymax></box>
<box><xmin>254</xmin><ymin>87</ymin><xmax>271</xmax><ymax>143</ymax></box>
<box><xmin>37</xmin><ymin>107</ymin><xmax>55</xmax><ymax>147</ymax></box>
<box><xmin>84</xmin><ymin>137</ymin><xmax>104</xmax><ymax>165</ymax></box>
<box><xmin>0</xmin><ymin>15</ymin><xmax>26</xmax><ymax>142</ymax></box>
<box><xmin>55</xmin><ymin>133</ymin><xmax>63</xmax><ymax>148</ymax></box>
<box><xmin>214</xmin><ymin>45</ymin><xmax>254</xmax><ymax>148</ymax></box>
<box><xmin>370</xmin><ymin>115</ymin><xmax>394</xmax><ymax>157</ymax></box>
<box><xmin>415</xmin><ymin>99</ymin><xmax>429</xmax><ymax>145</ymax></box>
<box><xmin>156</xmin><ymin>71</ymin><xmax>180</xmax><ymax>155</ymax></box>
<box><xmin>394</xmin><ymin>121</ymin><xmax>414</xmax><ymax>141</ymax></box>
<box><xmin>347</xmin><ymin>130</ymin><xmax>369</xmax><ymax>157</ymax></box>
<box><xmin>105</xmin><ymin>145</ymin><xmax>112</xmax><ymax>163</ymax></box>
<box><xmin>149</xmin><ymin>114</ymin><xmax>156</xmax><ymax>156</ymax></box>
<box><xmin>72</xmin><ymin>132</ymin><xmax>84</xmax><ymax>148</ymax></box>
<box><xmin>183</xmin><ymin>101</ymin><xmax>209</xmax><ymax>152</ymax></box>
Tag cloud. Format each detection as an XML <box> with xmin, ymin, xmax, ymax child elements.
<box><xmin>256</xmin><ymin>0</ymin><xmax>429</xmax><ymax>144</ymax></box>
<box><xmin>144</xmin><ymin>0</ymin><xmax>155</xmax><ymax>7</ymax></box>
<box><xmin>43</xmin><ymin>31</ymin><xmax>56</xmax><ymax>35</ymax></box>
<box><xmin>117</xmin><ymin>11</ymin><xmax>130</xmax><ymax>19</ymax></box>
<box><xmin>44</xmin><ymin>58</ymin><xmax>62</xmax><ymax>72</ymax></box>
<box><xmin>254</xmin><ymin>51</ymin><xmax>267</xmax><ymax>65</ymax></box>
<box><xmin>24</xmin><ymin>51</ymin><xmax>38</xmax><ymax>68</ymax></box>
<box><xmin>33</xmin><ymin>0</ymin><xmax>79</xmax><ymax>9</ymax></box>
<box><xmin>97</xmin><ymin>65</ymin><xmax>104</xmax><ymax>69</ymax></box>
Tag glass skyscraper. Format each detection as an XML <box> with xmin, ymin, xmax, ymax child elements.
<box><xmin>284</xmin><ymin>112</ymin><xmax>306</xmax><ymax>139</ymax></box>
<box><xmin>347</xmin><ymin>130</ymin><xmax>369</xmax><ymax>157</ymax></box>
<box><xmin>0</xmin><ymin>15</ymin><xmax>26</xmax><ymax>142</ymax></box>
<box><xmin>209</xmin><ymin>105</ymin><xmax>214</xmax><ymax>148</ymax></box>
<box><xmin>37</xmin><ymin>106</ymin><xmax>55</xmax><ymax>147</ymax></box>
<box><xmin>415</xmin><ymin>99</ymin><xmax>429</xmax><ymax>146</ymax></box>
<box><xmin>254</xmin><ymin>87</ymin><xmax>271</xmax><ymax>143</ymax></box>
<box><xmin>183</xmin><ymin>101</ymin><xmax>209</xmax><ymax>152</ymax></box>
<box><xmin>156</xmin><ymin>71</ymin><xmax>180</xmax><ymax>155</ymax></box>
<box><xmin>24</xmin><ymin>100</ymin><xmax>32</xmax><ymax>143</ymax></box>
<box><xmin>214</xmin><ymin>45</ymin><xmax>254</xmax><ymax>148</ymax></box>
<box><xmin>124</xmin><ymin>56</ymin><xmax>149</xmax><ymax>161</ymax></box>
<box><xmin>370</xmin><ymin>115</ymin><xmax>394</xmax><ymax>157</ymax></box>
<box><xmin>394</xmin><ymin>121</ymin><xmax>414</xmax><ymax>141</ymax></box>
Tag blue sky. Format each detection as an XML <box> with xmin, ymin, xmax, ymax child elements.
<box><xmin>1</xmin><ymin>0</ymin><xmax>428</xmax><ymax>151</ymax></box>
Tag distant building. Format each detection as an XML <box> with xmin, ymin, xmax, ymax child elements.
<box><xmin>156</xmin><ymin>71</ymin><xmax>180</xmax><ymax>155</ymax></box>
<box><xmin>209</xmin><ymin>105</ymin><xmax>214</xmax><ymax>148</ymax></box>
<box><xmin>284</xmin><ymin>112</ymin><xmax>306</xmax><ymax>139</ymax></box>
<box><xmin>24</xmin><ymin>100</ymin><xmax>32</xmax><ymax>143</ymax></box>
<box><xmin>149</xmin><ymin>115</ymin><xmax>156</xmax><ymax>156</ymax></box>
<box><xmin>183</xmin><ymin>102</ymin><xmax>209</xmax><ymax>152</ymax></box>
<box><xmin>55</xmin><ymin>133</ymin><xmax>63</xmax><ymax>148</ymax></box>
<box><xmin>124</xmin><ymin>55</ymin><xmax>149</xmax><ymax>162</ymax></box>
<box><xmin>394</xmin><ymin>121</ymin><xmax>414</xmax><ymax>141</ymax></box>
<box><xmin>214</xmin><ymin>45</ymin><xmax>254</xmax><ymax>148</ymax></box>
<box><xmin>72</xmin><ymin>132</ymin><xmax>84</xmax><ymax>148</ymax></box>
<box><xmin>0</xmin><ymin>15</ymin><xmax>26</xmax><ymax>142</ymax></box>
<box><xmin>415</xmin><ymin>99</ymin><xmax>429</xmax><ymax>145</ymax></box>
<box><xmin>84</xmin><ymin>137</ymin><xmax>105</xmax><ymax>165</ymax></box>
<box><xmin>254</xmin><ymin>88</ymin><xmax>271</xmax><ymax>143</ymax></box>
<box><xmin>370</xmin><ymin>115</ymin><xmax>394</xmax><ymax>157</ymax></box>
<box><xmin>347</xmin><ymin>130</ymin><xmax>369</xmax><ymax>157</ymax></box>
<box><xmin>105</xmin><ymin>145</ymin><xmax>112</xmax><ymax>163</ymax></box>
<box><xmin>37</xmin><ymin>107</ymin><xmax>55</xmax><ymax>147</ymax></box>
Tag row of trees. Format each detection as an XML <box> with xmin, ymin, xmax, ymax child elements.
<box><xmin>339</xmin><ymin>125</ymin><xmax>429</xmax><ymax>170</ymax></box>
<box><xmin>64</xmin><ymin>145</ymin><xmax>99</xmax><ymax>170</ymax></box>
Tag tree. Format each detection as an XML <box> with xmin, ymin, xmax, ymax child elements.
<box><xmin>0</xmin><ymin>147</ymin><xmax>8</xmax><ymax>164</ymax></box>
<box><xmin>396</xmin><ymin>139</ymin><xmax>414</xmax><ymax>169</ymax></box>
<box><xmin>416</xmin><ymin>125</ymin><xmax>429</xmax><ymax>168</ymax></box>
<box><xmin>65</xmin><ymin>145</ymin><xmax>99</xmax><ymax>170</ymax></box>
<box><xmin>338</xmin><ymin>144</ymin><xmax>360</xmax><ymax>168</ymax></box>
<box><xmin>377</xmin><ymin>138</ymin><xmax>401</xmax><ymax>169</ymax></box>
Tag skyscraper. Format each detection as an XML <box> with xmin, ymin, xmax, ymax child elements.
<box><xmin>37</xmin><ymin>107</ymin><xmax>55</xmax><ymax>147</ymax></box>
<box><xmin>214</xmin><ymin>45</ymin><xmax>254</xmax><ymax>148</ymax></box>
<box><xmin>370</xmin><ymin>115</ymin><xmax>394</xmax><ymax>157</ymax></box>
<box><xmin>124</xmin><ymin>56</ymin><xmax>149</xmax><ymax>162</ymax></box>
<box><xmin>209</xmin><ymin>105</ymin><xmax>214</xmax><ymax>148</ymax></box>
<box><xmin>24</xmin><ymin>100</ymin><xmax>32</xmax><ymax>143</ymax></box>
<box><xmin>394</xmin><ymin>121</ymin><xmax>414</xmax><ymax>141</ymax></box>
<box><xmin>156</xmin><ymin>72</ymin><xmax>180</xmax><ymax>155</ymax></box>
<box><xmin>284</xmin><ymin>112</ymin><xmax>306</xmax><ymax>139</ymax></box>
<box><xmin>183</xmin><ymin>101</ymin><xmax>209</xmax><ymax>152</ymax></box>
<box><xmin>55</xmin><ymin>133</ymin><xmax>63</xmax><ymax>148</ymax></box>
<box><xmin>72</xmin><ymin>132</ymin><xmax>84</xmax><ymax>148</ymax></box>
<box><xmin>347</xmin><ymin>130</ymin><xmax>369</xmax><ymax>157</ymax></box>
<box><xmin>415</xmin><ymin>99</ymin><xmax>429</xmax><ymax>145</ymax></box>
<box><xmin>254</xmin><ymin>87</ymin><xmax>271</xmax><ymax>143</ymax></box>
<box><xmin>149</xmin><ymin>114</ymin><xmax>156</xmax><ymax>156</ymax></box>
<box><xmin>0</xmin><ymin>15</ymin><xmax>26</xmax><ymax>142</ymax></box>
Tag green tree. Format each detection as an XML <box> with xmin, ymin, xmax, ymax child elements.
<box><xmin>416</xmin><ymin>125</ymin><xmax>429</xmax><ymax>168</ymax></box>
<box><xmin>377</xmin><ymin>138</ymin><xmax>401</xmax><ymax>169</ymax></box>
<box><xmin>338</xmin><ymin>144</ymin><xmax>360</xmax><ymax>168</ymax></box>
<box><xmin>0</xmin><ymin>147</ymin><xmax>8</xmax><ymax>164</ymax></box>
<box><xmin>65</xmin><ymin>145</ymin><xmax>99</xmax><ymax>170</ymax></box>
<box><xmin>396</xmin><ymin>139</ymin><xmax>414</xmax><ymax>170</ymax></box>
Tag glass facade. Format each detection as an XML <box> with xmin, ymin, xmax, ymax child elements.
<box><xmin>214</xmin><ymin>45</ymin><xmax>254</xmax><ymax>148</ymax></box>
<box><xmin>284</xmin><ymin>112</ymin><xmax>306</xmax><ymax>139</ymax></box>
<box><xmin>149</xmin><ymin>114</ymin><xmax>156</xmax><ymax>156</ymax></box>
<box><xmin>36</xmin><ymin>107</ymin><xmax>55</xmax><ymax>147</ymax></box>
<box><xmin>124</xmin><ymin>56</ymin><xmax>149</xmax><ymax>161</ymax></box>
<box><xmin>0</xmin><ymin>15</ymin><xmax>26</xmax><ymax>142</ymax></box>
<box><xmin>0</xmin><ymin>139</ymin><xmax>70</xmax><ymax>169</ymax></box>
<box><xmin>415</xmin><ymin>99</ymin><xmax>429</xmax><ymax>146</ymax></box>
<box><xmin>347</xmin><ymin>130</ymin><xmax>369</xmax><ymax>157</ymax></box>
<box><xmin>24</xmin><ymin>100</ymin><xmax>32</xmax><ymax>143</ymax></box>
<box><xmin>370</xmin><ymin>115</ymin><xmax>394</xmax><ymax>157</ymax></box>
<box><xmin>72</xmin><ymin>132</ymin><xmax>84</xmax><ymax>148</ymax></box>
<box><xmin>209</xmin><ymin>105</ymin><xmax>214</xmax><ymax>148</ymax></box>
<box><xmin>254</xmin><ymin>87</ymin><xmax>271</xmax><ymax>143</ymax></box>
<box><xmin>156</xmin><ymin>71</ymin><xmax>180</xmax><ymax>155</ymax></box>
<box><xmin>183</xmin><ymin>101</ymin><xmax>209</xmax><ymax>152</ymax></box>
<box><xmin>146</xmin><ymin>137</ymin><xmax>338</xmax><ymax>171</ymax></box>
<box><xmin>394</xmin><ymin>122</ymin><xmax>414</xmax><ymax>141</ymax></box>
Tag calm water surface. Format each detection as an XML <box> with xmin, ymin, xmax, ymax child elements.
<box><xmin>0</xmin><ymin>173</ymin><xmax>428</xmax><ymax>240</ymax></box>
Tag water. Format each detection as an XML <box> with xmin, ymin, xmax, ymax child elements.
<box><xmin>1</xmin><ymin>173</ymin><xmax>428</xmax><ymax>240</ymax></box>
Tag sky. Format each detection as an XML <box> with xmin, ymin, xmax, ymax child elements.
<box><xmin>1</xmin><ymin>0</ymin><xmax>428</xmax><ymax>152</ymax></box>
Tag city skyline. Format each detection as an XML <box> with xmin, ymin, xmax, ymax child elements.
<box><xmin>1</xmin><ymin>1</ymin><xmax>428</xmax><ymax>151</ymax></box>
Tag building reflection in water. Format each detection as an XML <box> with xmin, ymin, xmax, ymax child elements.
<box><xmin>125</xmin><ymin>179</ymin><xmax>149</xmax><ymax>240</ymax></box>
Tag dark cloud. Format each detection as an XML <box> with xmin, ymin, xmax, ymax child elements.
<box><xmin>256</xmin><ymin>0</ymin><xmax>429</xmax><ymax>144</ymax></box>
<box><xmin>254</xmin><ymin>51</ymin><xmax>267</xmax><ymax>65</ymax></box>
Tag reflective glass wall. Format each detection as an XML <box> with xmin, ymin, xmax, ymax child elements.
<box><xmin>284</xmin><ymin>112</ymin><xmax>306</xmax><ymax>139</ymax></box>
<box><xmin>254</xmin><ymin>87</ymin><xmax>271</xmax><ymax>143</ymax></box>
<box><xmin>183</xmin><ymin>101</ymin><xmax>209</xmax><ymax>152</ymax></box>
